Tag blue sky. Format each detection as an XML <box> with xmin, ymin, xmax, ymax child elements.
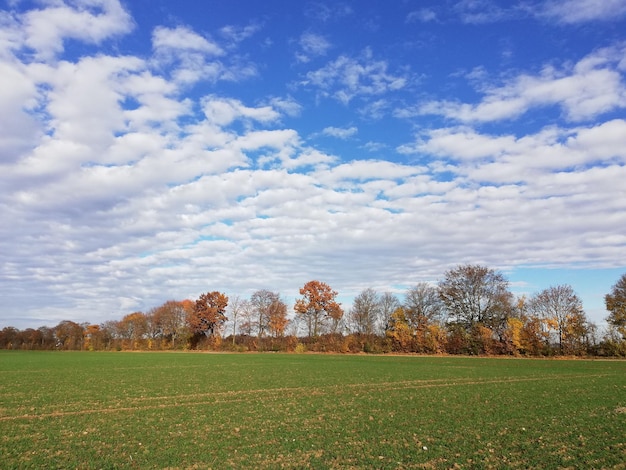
<box><xmin>1</xmin><ymin>0</ymin><xmax>626</xmax><ymax>329</ymax></box>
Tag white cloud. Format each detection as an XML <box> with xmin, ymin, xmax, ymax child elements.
<box><xmin>1</xmin><ymin>1</ymin><xmax>625</xmax><ymax>330</ymax></box>
<box><xmin>152</xmin><ymin>25</ymin><xmax>257</xmax><ymax>85</ymax></box>
<box><xmin>302</xmin><ymin>48</ymin><xmax>408</xmax><ymax>104</ymax></box>
<box><xmin>304</xmin><ymin>2</ymin><xmax>353</xmax><ymax>22</ymax></box>
<box><xmin>453</xmin><ymin>0</ymin><xmax>508</xmax><ymax>24</ymax></box>
<box><xmin>265</xmin><ymin>96</ymin><xmax>302</xmax><ymax>117</ymax></box>
<box><xmin>401</xmin><ymin>119</ymin><xmax>626</xmax><ymax>185</ymax></box>
<box><xmin>406</xmin><ymin>9</ymin><xmax>438</xmax><ymax>23</ymax></box>
<box><xmin>413</xmin><ymin>45</ymin><xmax>626</xmax><ymax>123</ymax></box>
<box><xmin>152</xmin><ymin>26</ymin><xmax>223</xmax><ymax>56</ymax></box>
<box><xmin>0</xmin><ymin>60</ymin><xmax>40</xmax><ymax>162</ymax></box>
<box><xmin>539</xmin><ymin>0</ymin><xmax>626</xmax><ymax>23</ymax></box>
<box><xmin>220</xmin><ymin>23</ymin><xmax>262</xmax><ymax>43</ymax></box>
<box><xmin>321</xmin><ymin>126</ymin><xmax>358</xmax><ymax>139</ymax></box>
<box><xmin>296</xmin><ymin>32</ymin><xmax>332</xmax><ymax>63</ymax></box>
<box><xmin>201</xmin><ymin>96</ymin><xmax>281</xmax><ymax>126</ymax></box>
<box><xmin>22</xmin><ymin>0</ymin><xmax>134</xmax><ymax>60</ymax></box>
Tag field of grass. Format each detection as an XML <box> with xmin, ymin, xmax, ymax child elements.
<box><xmin>1</xmin><ymin>351</ymin><xmax>625</xmax><ymax>469</ymax></box>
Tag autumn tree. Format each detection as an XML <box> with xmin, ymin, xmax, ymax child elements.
<box><xmin>189</xmin><ymin>291</ymin><xmax>229</xmax><ymax>338</ymax></box>
<box><xmin>529</xmin><ymin>284</ymin><xmax>586</xmax><ymax>352</ymax></box>
<box><xmin>54</xmin><ymin>320</ymin><xmax>84</xmax><ymax>350</ymax></box>
<box><xmin>267</xmin><ymin>296</ymin><xmax>289</xmax><ymax>337</ymax></box>
<box><xmin>0</xmin><ymin>327</ymin><xmax>20</xmax><ymax>349</ymax></box>
<box><xmin>294</xmin><ymin>280</ymin><xmax>343</xmax><ymax>337</ymax></box>
<box><xmin>118</xmin><ymin>312</ymin><xmax>149</xmax><ymax>348</ymax></box>
<box><xmin>605</xmin><ymin>273</ymin><xmax>626</xmax><ymax>339</ymax></box>
<box><xmin>151</xmin><ymin>300</ymin><xmax>190</xmax><ymax>348</ymax></box>
<box><xmin>438</xmin><ymin>264</ymin><xmax>513</xmax><ymax>331</ymax></box>
<box><xmin>386</xmin><ymin>307</ymin><xmax>413</xmax><ymax>351</ymax></box>
<box><xmin>83</xmin><ymin>324</ymin><xmax>103</xmax><ymax>351</ymax></box>
<box><xmin>349</xmin><ymin>288</ymin><xmax>380</xmax><ymax>335</ymax></box>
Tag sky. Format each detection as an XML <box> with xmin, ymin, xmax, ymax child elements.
<box><xmin>1</xmin><ymin>0</ymin><xmax>626</xmax><ymax>330</ymax></box>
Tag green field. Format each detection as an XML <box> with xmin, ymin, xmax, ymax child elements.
<box><xmin>1</xmin><ymin>352</ymin><xmax>625</xmax><ymax>469</ymax></box>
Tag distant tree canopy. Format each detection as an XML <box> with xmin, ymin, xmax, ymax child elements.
<box><xmin>2</xmin><ymin>266</ymin><xmax>625</xmax><ymax>357</ymax></box>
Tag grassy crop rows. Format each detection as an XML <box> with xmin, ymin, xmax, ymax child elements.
<box><xmin>1</xmin><ymin>352</ymin><xmax>625</xmax><ymax>469</ymax></box>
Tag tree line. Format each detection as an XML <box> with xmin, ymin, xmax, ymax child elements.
<box><xmin>2</xmin><ymin>265</ymin><xmax>626</xmax><ymax>356</ymax></box>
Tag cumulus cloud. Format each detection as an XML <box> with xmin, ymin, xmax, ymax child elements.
<box><xmin>296</xmin><ymin>32</ymin><xmax>332</xmax><ymax>63</ymax></box>
<box><xmin>152</xmin><ymin>26</ymin><xmax>223</xmax><ymax>56</ymax></box>
<box><xmin>409</xmin><ymin>44</ymin><xmax>626</xmax><ymax>123</ymax></box>
<box><xmin>1</xmin><ymin>1</ymin><xmax>625</xmax><ymax>328</ymax></box>
<box><xmin>538</xmin><ymin>0</ymin><xmax>626</xmax><ymax>23</ymax></box>
<box><xmin>321</xmin><ymin>126</ymin><xmax>358</xmax><ymax>139</ymax></box>
<box><xmin>22</xmin><ymin>0</ymin><xmax>134</xmax><ymax>60</ymax></box>
<box><xmin>301</xmin><ymin>48</ymin><xmax>408</xmax><ymax>104</ymax></box>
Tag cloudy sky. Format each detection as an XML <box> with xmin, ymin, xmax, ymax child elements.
<box><xmin>2</xmin><ymin>0</ymin><xmax>626</xmax><ymax>329</ymax></box>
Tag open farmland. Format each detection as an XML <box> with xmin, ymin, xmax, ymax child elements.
<box><xmin>1</xmin><ymin>352</ymin><xmax>625</xmax><ymax>469</ymax></box>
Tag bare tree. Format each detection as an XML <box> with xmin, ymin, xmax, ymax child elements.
<box><xmin>349</xmin><ymin>288</ymin><xmax>381</xmax><ymax>335</ymax></box>
<box><xmin>378</xmin><ymin>292</ymin><xmax>401</xmax><ymax>335</ymax></box>
<box><xmin>227</xmin><ymin>295</ymin><xmax>246</xmax><ymax>344</ymax></box>
<box><xmin>250</xmin><ymin>290</ymin><xmax>280</xmax><ymax>338</ymax></box>
<box><xmin>404</xmin><ymin>282</ymin><xmax>444</xmax><ymax>330</ymax></box>
<box><xmin>529</xmin><ymin>284</ymin><xmax>586</xmax><ymax>352</ymax></box>
<box><xmin>605</xmin><ymin>273</ymin><xmax>626</xmax><ymax>339</ymax></box>
<box><xmin>438</xmin><ymin>264</ymin><xmax>513</xmax><ymax>331</ymax></box>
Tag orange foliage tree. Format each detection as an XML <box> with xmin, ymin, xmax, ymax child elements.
<box><xmin>386</xmin><ymin>307</ymin><xmax>413</xmax><ymax>352</ymax></box>
<box><xmin>151</xmin><ymin>300</ymin><xmax>191</xmax><ymax>348</ymax></box>
<box><xmin>294</xmin><ymin>280</ymin><xmax>343</xmax><ymax>337</ymax></box>
<box><xmin>267</xmin><ymin>297</ymin><xmax>289</xmax><ymax>337</ymax></box>
<box><xmin>189</xmin><ymin>291</ymin><xmax>228</xmax><ymax>338</ymax></box>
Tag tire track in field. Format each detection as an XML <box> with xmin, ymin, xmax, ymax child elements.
<box><xmin>0</xmin><ymin>373</ymin><xmax>613</xmax><ymax>422</ymax></box>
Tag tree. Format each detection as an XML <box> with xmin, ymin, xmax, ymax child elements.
<box><xmin>294</xmin><ymin>280</ymin><xmax>343</xmax><ymax>337</ymax></box>
<box><xmin>378</xmin><ymin>292</ymin><xmax>401</xmax><ymax>335</ymax></box>
<box><xmin>349</xmin><ymin>288</ymin><xmax>380</xmax><ymax>335</ymax></box>
<box><xmin>152</xmin><ymin>300</ymin><xmax>190</xmax><ymax>348</ymax></box>
<box><xmin>189</xmin><ymin>291</ymin><xmax>229</xmax><ymax>337</ymax></box>
<box><xmin>386</xmin><ymin>307</ymin><xmax>413</xmax><ymax>351</ymax></box>
<box><xmin>404</xmin><ymin>282</ymin><xmax>444</xmax><ymax>330</ymax></box>
<box><xmin>605</xmin><ymin>273</ymin><xmax>626</xmax><ymax>339</ymax></box>
<box><xmin>267</xmin><ymin>297</ymin><xmax>289</xmax><ymax>337</ymax></box>
<box><xmin>118</xmin><ymin>312</ymin><xmax>149</xmax><ymax>348</ymax></box>
<box><xmin>529</xmin><ymin>284</ymin><xmax>585</xmax><ymax>352</ymax></box>
<box><xmin>438</xmin><ymin>264</ymin><xmax>513</xmax><ymax>331</ymax></box>
<box><xmin>250</xmin><ymin>290</ymin><xmax>281</xmax><ymax>338</ymax></box>
<box><xmin>54</xmin><ymin>320</ymin><xmax>84</xmax><ymax>350</ymax></box>
<box><xmin>227</xmin><ymin>295</ymin><xmax>247</xmax><ymax>344</ymax></box>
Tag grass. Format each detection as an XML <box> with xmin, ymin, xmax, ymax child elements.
<box><xmin>1</xmin><ymin>351</ymin><xmax>625</xmax><ymax>469</ymax></box>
